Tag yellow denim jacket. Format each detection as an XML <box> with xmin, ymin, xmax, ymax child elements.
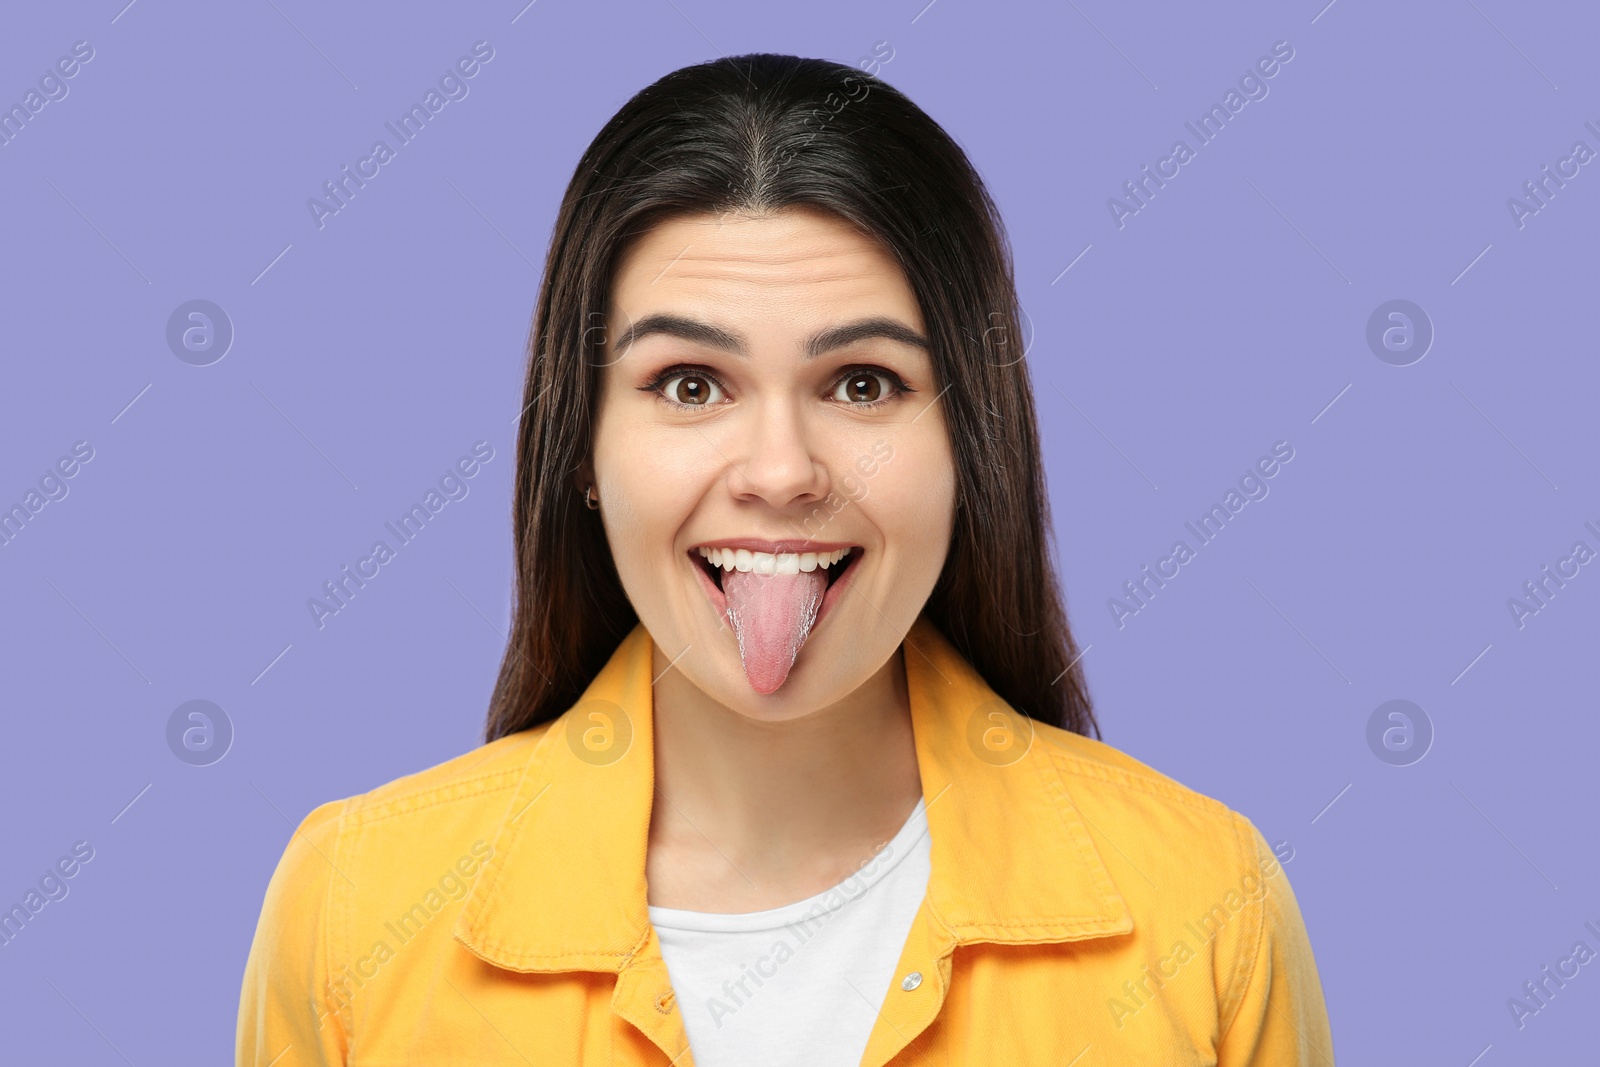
<box><xmin>237</xmin><ymin>615</ymin><xmax>1334</xmax><ymax>1065</ymax></box>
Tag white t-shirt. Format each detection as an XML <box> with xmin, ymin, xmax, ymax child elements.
<box><xmin>648</xmin><ymin>797</ymin><xmax>931</xmax><ymax>1066</ymax></box>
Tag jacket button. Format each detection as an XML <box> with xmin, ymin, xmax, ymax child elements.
<box><xmin>901</xmin><ymin>971</ymin><xmax>923</xmax><ymax>991</ymax></box>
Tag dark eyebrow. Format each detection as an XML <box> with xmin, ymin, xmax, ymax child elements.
<box><xmin>610</xmin><ymin>314</ymin><xmax>929</xmax><ymax>360</ymax></box>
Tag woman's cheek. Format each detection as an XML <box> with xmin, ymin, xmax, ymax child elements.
<box><xmin>878</xmin><ymin>436</ymin><xmax>955</xmax><ymax>530</ymax></box>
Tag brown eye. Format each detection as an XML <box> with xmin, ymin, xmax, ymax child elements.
<box><xmin>834</xmin><ymin>370</ymin><xmax>895</xmax><ymax>405</ymax></box>
<box><xmin>660</xmin><ymin>373</ymin><xmax>723</xmax><ymax>407</ymax></box>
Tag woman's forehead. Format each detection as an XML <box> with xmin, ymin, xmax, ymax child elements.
<box><xmin>607</xmin><ymin>209</ymin><xmax>921</xmax><ymax>332</ymax></box>
<box><xmin>617</xmin><ymin>209</ymin><xmax>902</xmax><ymax>283</ymax></box>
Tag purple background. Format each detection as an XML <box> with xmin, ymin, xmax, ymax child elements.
<box><xmin>2</xmin><ymin>0</ymin><xmax>1595</xmax><ymax>1061</ymax></box>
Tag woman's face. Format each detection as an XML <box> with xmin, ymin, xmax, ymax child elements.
<box><xmin>589</xmin><ymin>205</ymin><xmax>956</xmax><ymax>719</ymax></box>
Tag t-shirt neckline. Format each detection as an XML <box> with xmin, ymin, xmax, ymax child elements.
<box><xmin>647</xmin><ymin>796</ymin><xmax>929</xmax><ymax>934</ymax></box>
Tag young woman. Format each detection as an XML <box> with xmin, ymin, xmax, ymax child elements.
<box><xmin>238</xmin><ymin>53</ymin><xmax>1333</xmax><ymax>1066</ymax></box>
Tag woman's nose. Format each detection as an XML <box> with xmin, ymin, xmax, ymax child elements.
<box><xmin>722</xmin><ymin>403</ymin><xmax>831</xmax><ymax>509</ymax></box>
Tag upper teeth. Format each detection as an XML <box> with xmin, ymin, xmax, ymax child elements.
<box><xmin>697</xmin><ymin>547</ymin><xmax>852</xmax><ymax>574</ymax></box>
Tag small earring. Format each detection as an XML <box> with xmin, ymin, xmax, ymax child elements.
<box><xmin>584</xmin><ymin>484</ymin><xmax>600</xmax><ymax>510</ymax></box>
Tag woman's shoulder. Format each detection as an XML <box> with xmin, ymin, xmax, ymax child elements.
<box><xmin>1028</xmin><ymin>721</ymin><xmax>1280</xmax><ymax>875</ymax></box>
<box><xmin>1035</xmin><ymin>721</ymin><xmax>1237</xmax><ymax>812</ymax></box>
<box><xmin>331</xmin><ymin>722</ymin><xmax>557</xmax><ymax>825</ymax></box>
<box><xmin>1018</xmin><ymin>724</ymin><xmax>1331</xmax><ymax>1056</ymax></box>
<box><xmin>257</xmin><ymin>723</ymin><xmax>560</xmax><ymax>909</ymax></box>
<box><xmin>320</xmin><ymin>721</ymin><xmax>558</xmax><ymax>836</ymax></box>
<box><xmin>239</xmin><ymin>724</ymin><xmax>561</xmax><ymax>1058</ymax></box>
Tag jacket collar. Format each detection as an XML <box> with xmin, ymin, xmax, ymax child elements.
<box><xmin>454</xmin><ymin>614</ymin><xmax>1133</xmax><ymax>974</ymax></box>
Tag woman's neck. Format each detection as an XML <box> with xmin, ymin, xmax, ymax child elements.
<box><xmin>644</xmin><ymin>644</ymin><xmax>924</xmax><ymax>911</ymax></box>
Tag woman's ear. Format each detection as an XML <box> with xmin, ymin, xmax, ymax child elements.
<box><xmin>572</xmin><ymin>460</ymin><xmax>596</xmax><ymax>502</ymax></box>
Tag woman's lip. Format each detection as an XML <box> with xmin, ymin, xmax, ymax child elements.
<box><xmin>814</xmin><ymin>548</ymin><xmax>862</xmax><ymax>626</ymax></box>
<box><xmin>692</xmin><ymin>538</ymin><xmax>859</xmax><ymax>554</ymax></box>
<box><xmin>693</xmin><ymin>551</ymin><xmax>730</xmax><ymax>620</ymax></box>
<box><xmin>688</xmin><ymin>548</ymin><xmax>864</xmax><ymax>631</ymax></box>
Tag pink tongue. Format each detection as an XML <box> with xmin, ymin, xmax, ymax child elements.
<box><xmin>722</xmin><ymin>566</ymin><xmax>829</xmax><ymax>694</ymax></box>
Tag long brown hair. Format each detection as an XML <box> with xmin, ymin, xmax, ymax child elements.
<box><xmin>484</xmin><ymin>53</ymin><xmax>1097</xmax><ymax>741</ymax></box>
